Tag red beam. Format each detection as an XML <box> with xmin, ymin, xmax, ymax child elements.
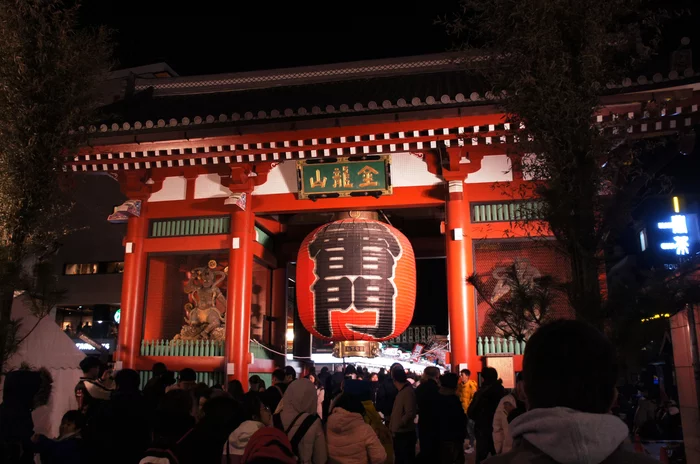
<box><xmin>143</xmin><ymin>235</ymin><xmax>230</xmax><ymax>253</ymax></box>
<box><xmin>255</xmin><ymin>216</ymin><xmax>285</xmax><ymax>235</ymax></box>
<box><xmin>469</xmin><ymin>221</ymin><xmax>552</xmax><ymax>240</ymax></box>
<box><xmin>134</xmin><ymin>356</ymin><xmax>224</xmax><ymax>372</ymax></box>
<box><xmin>252</xmin><ymin>185</ymin><xmax>445</xmax><ymax>214</ymax></box>
<box><xmin>251</xmin><ymin>241</ymin><xmax>277</xmax><ymax>268</ymax></box>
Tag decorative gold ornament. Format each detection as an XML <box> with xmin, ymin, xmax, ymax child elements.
<box><xmin>208</xmin><ymin>260</ymin><xmax>217</xmax><ymax>269</ymax></box>
<box><xmin>333</xmin><ymin>341</ymin><xmax>380</xmax><ymax>358</ymax></box>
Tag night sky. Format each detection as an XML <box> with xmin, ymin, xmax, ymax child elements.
<box><xmin>78</xmin><ymin>2</ymin><xmax>458</xmax><ymax>76</ymax></box>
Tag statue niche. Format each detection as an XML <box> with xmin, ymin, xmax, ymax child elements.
<box><xmin>174</xmin><ymin>262</ymin><xmax>227</xmax><ymax>341</ymax></box>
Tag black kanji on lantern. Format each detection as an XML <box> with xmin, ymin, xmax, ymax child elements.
<box><xmin>308</xmin><ymin>221</ymin><xmax>403</xmax><ymax>338</ymax></box>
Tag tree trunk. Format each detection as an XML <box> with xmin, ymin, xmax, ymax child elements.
<box><xmin>569</xmin><ymin>244</ymin><xmax>603</xmax><ymax>327</ymax></box>
<box><xmin>0</xmin><ymin>239</ymin><xmax>24</xmax><ymax>375</ymax></box>
<box><xmin>0</xmin><ymin>287</ymin><xmax>15</xmax><ymax>374</ymax></box>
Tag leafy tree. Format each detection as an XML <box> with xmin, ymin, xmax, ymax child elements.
<box><xmin>468</xmin><ymin>262</ymin><xmax>558</xmax><ymax>341</ymax></box>
<box><xmin>0</xmin><ymin>0</ymin><xmax>112</xmax><ymax>373</ymax></box>
<box><xmin>442</xmin><ymin>0</ymin><xmax>688</xmax><ymax>326</ymax></box>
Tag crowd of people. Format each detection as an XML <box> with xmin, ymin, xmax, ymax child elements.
<box><xmin>0</xmin><ymin>320</ymin><xmax>660</xmax><ymax>464</ymax></box>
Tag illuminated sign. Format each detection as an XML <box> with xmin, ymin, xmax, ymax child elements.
<box><xmin>657</xmin><ymin>215</ymin><xmax>688</xmax><ymax>235</ymax></box>
<box><xmin>657</xmin><ymin>196</ymin><xmax>697</xmax><ymax>258</ymax></box>
<box><xmin>658</xmin><ymin>215</ymin><xmax>690</xmax><ymax>255</ymax></box>
<box><xmin>76</xmin><ymin>342</ymin><xmax>110</xmax><ymax>351</ymax></box>
<box><xmin>114</xmin><ymin>309</ymin><xmax>121</xmax><ymax>324</ymax></box>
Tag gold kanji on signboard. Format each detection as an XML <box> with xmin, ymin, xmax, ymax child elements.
<box><xmin>309</xmin><ymin>169</ymin><xmax>327</xmax><ymax>188</ymax></box>
<box><xmin>358</xmin><ymin>165</ymin><xmax>379</xmax><ymax>188</ymax></box>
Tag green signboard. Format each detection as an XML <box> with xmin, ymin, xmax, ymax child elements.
<box><xmin>296</xmin><ymin>156</ymin><xmax>392</xmax><ymax>199</ymax></box>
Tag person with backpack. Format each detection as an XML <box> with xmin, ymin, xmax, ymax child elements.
<box><xmin>74</xmin><ymin>357</ymin><xmax>113</xmax><ymax>420</ymax></box>
<box><xmin>241</xmin><ymin>427</ymin><xmax>297</xmax><ymax>464</ymax></box>
<box><xmin>273</xmin><ymin>379</ymin><xmax>327</xmax><ymax>464</ymax></box>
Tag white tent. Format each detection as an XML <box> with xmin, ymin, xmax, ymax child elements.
<box><xmin>1</xmin><ymin>295</ymin><xmax>86</xmax><ymax>438</ymax></box>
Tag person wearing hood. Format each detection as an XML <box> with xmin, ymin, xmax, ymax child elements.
<box><xmin>467</xmin><ymin>367</ymin><xmax>505</xmax><ymax>463</ymax></box>
<box><xmin>327</xmin><ymin>393</ymin><xmax>387</xmax><ymax>464</ymax></box>
<box><xmin>224</xmin><ymin>392</ymin><xmax>272</xmax><ymax>463</ymax></box>
<box><xmin>485</xmin><ymin>320</ymin><xmax>657</xmax><ymax>464</ymax></box>
<box><xmin>274</xmin><ymin>379</ymin><xmax>327</xmax><ymax>464</ymax></box>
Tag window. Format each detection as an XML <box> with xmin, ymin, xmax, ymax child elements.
<box><xmin>105</xmin><ymin>262</ymin><xmax>125</xmax><ymax>274</ymax></box>
<box><xmin>64</xmin><ymin>262</ymin><xmax>124</xmax><ymax>275</ymax></box>
<box><xmin>65</xmin><ymin>263</ymin><xmax>98</xmax><ymax>275</ymax></box>
<box><xmin>639</xmin><ymin>229</ymin><xmax>647</xmax><ymax>252</ymax></box>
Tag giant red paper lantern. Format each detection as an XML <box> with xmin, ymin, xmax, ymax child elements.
<box><xmin>296</xmin><ymin>219</ymin><xmax>416</xmax><ymax>342</ymax></box>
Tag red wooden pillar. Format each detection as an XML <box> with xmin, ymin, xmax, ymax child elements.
<box><xmin>225</xmin><ymin>196</ymin><xmax>254</xmax><ymax>390</ymax></box>
<box><xmin>117</xmin><ymin>201</ymin><xmax>149</xmax><ymax>369</ymax></box>
<box><xmin>445</xmin><ymin>179</ymin><xmax>478</xmax><ymax>372</ymax></box>
<box><xmin>270</xmin><ymin>268</ymin><xmax>288</xmax><ymax>352</ymax></box>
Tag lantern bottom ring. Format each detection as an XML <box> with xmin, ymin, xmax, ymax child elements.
<box><xmin>333</xmin><ymin>341</ymin><xmax>380</xmax><ymax>358</ymax></box>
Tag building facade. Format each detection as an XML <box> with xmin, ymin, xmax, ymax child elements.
<box><xmin>69</xmin><ymin>53</ymin><xmax>700</xmax><ymax>387</ymax></box>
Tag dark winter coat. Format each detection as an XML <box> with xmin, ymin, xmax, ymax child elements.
<box><xmin>89</xmin><ymin>390</ymin><xmax>150</xmax><ymax>464</ymax></box>
<box><xmin>0</xmin><ymin>370</ymin><xmax>41</xmax><ymax>464</ymax></box>
<box><xmin>35</xmin><ymin>433</ymin><xmax>84</xmax><ymax>464</ymax></box>
<box><xmin>375</xmin><ymin>376</ymin><xmax>398</xmax><ymax>420</ymax></box>
<box><xmin>467</xmin><ymin>381</ymin><xmax>506</xmax><ymax>445</ymax></box>
<box><xmin>415</xmin><ymin>379</ymin><xmax>441</xmax><ymax>444</ymax></box>
<box><xmin>437</xmin><ymin>388</ymin><xmax>467</xmax><ymax>443</ymax></box>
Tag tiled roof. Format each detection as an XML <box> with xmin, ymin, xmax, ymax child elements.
<box><xmin>97</xmin><ymin>69</ymin><xmax>488</xmax><ymax>129</ymax></box>
<box><xmin>87</xmin><ymin>51</ymin><xmax>699</xmax><ymax>137</ymax></box>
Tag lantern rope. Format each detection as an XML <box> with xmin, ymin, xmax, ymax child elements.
<box><xmin>250</xmin><ymin>338</ymin><xmax>313</xmax><ymax>359</ymax></box>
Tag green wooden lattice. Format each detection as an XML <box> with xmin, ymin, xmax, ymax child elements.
<box><xmin>471</xmin><ymin>201</ymin><xmax>545</xmax><ymax>223</ymax></box>
<box><xmin>150</xmin><ymin>216</ymin><xmax>230</xmax><ymax>238</ymax></box>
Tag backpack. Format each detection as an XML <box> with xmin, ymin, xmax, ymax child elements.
<box><xmin>272</xmin><ymin>412</ymin><xmax>319</xmax><ymax>458</ymax></box>
<box><xmin>241</xmin><ymin>427</ymin><xmax>296</xmax><ymax>464</ymax></box>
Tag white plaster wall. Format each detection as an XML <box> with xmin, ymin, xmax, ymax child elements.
<box><xmin>253</xmin><ymin>162</ymin><xmax>299</xmax><ymax>195</ymax></box>
<box><xmin>465</xmin><ymin>155</ymin><xmax>513</xmax><ymax>184</ymax></box>
<box><xmin>148</xmin><ymin>176</ymin><xmax>187</xmax><ymax>202</ymax></box>
<box><xmin>390</xmin><ymin>154</ymin><xmax>442</xmax><ymax>187</ymax></box>
<box><xmin>194</xmin><ymin>173</ymin><xmax>230</xmax><ymax>199</ymax></box>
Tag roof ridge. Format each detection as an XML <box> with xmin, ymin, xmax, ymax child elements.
<box><xmin>134</xmin><ymin>52</ymin><xmax>485</xmax><ymax>96</ymax></box>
